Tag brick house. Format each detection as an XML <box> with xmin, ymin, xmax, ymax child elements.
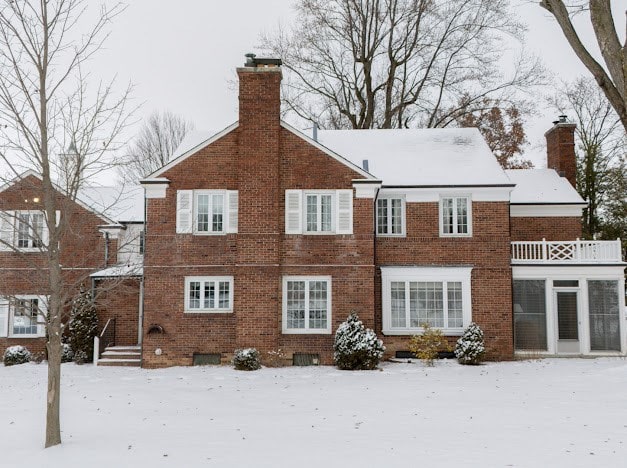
<box><xmin>136</xmin><ymin>56</ymin><xmax>625</xmax><ymax>367</ymax></box>
<box><xmin>0</xmin><ymin>171</ymin><xmax>143</xmax><ymax>358</ymax></box>
<box><xmin>1</xmin><ymin>56</ymin><xmax>624</xmax><ymax>367</ymax></box>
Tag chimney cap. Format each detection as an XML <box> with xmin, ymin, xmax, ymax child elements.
<box><xmin>558</xmin><ymin>114</ymin><xmax>568</xmax><ymax>123</ymax></box>
<box><xmin>244</xmin><ymin>53</ymin><xmax>282</xmax><ymax>68</ymax></box>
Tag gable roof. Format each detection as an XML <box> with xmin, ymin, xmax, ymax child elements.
<box><xmin>506</xmin><ymin>169</ymin><xmax>586</xmax><ymax>205</ymax></box>
<box><xmin>146</xmin><ymin>121</ymin><xmax>377</xmax><ymax>181</ymax></box>
<box><xmin>0</xmin><ymin>170</ymin><xmax>144</xmax><ymax>224</ymax></box>
<box><xmin>316</xmin><ymin>128</ymin><xmax>513</xmax><ymax>187</ymax></box>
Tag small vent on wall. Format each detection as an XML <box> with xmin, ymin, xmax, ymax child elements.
<box><xmin>293</xmin><ymin>353</ymin><xmax>320</xmax><ymax>366</ymax></box>
<box><xmin>193</xmin><ymin>353</ymin><xmax>221</xmax><ymax>366</ymax></box>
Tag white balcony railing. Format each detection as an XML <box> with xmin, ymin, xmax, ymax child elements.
<box><xmin>511</xmin><ymin>239</ymin><xmax>623</xmax><ymax>264</ymax></box>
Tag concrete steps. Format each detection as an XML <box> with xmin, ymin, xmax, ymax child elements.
<box><xmin>97</xmin><ymin>345</ymin><xmax>141</xmax><ymax>367</ymax></box>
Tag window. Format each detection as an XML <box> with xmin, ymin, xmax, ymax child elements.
<box><xmin>440</xmin><ymin>196</ymin><xmax>471</xmax><ymax>236</ymax></box>
<box><xmin>588</xmin><ymin>280</ymin><xmax>620</xmax><ymax>351</ymax></box>
<box><xmin>282</xmin><ymin>276</ymin><xmax>332</xmax><ymax>334</ymax></box>
<box><xmin>0</xmin><ymin>210</ymin><xmax>50</xmax><ymax>251</ymax></box>
<box><xmin>376</xmin><ymin>197</ymin><xmax>404</xmax><ymax>236</ymax></box>
<box><xmin>382</xmin><ymin>267</ymin><xmax>471</xmax><ymax>334</ymax></box>
<box><xmin>513</xmin><ymin>280</ymin><xmax>547</xmax><ymax>350</ymax></box>
<box><xmin>176</xmin><ymin>190</ymin><xmax>238</xmax><ymax>235</ymax></box>
<box><xmin>285</xmin><ymin>190</ymin><xmax>353</xmax><ymax>235</ymax></box>
<box><xmin>184</xmin><ymin>277</ymin><xmax>233</xmax><ymax>313</ymax></box>
<box><xmin>0</xmin><ymin>295</ymin><xmax>46</xmax><ymax>338</ymax></box>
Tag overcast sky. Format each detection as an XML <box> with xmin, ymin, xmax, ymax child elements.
<box><xmin>88</xmin><ymin>0</ymin><xmax>624</xmax><ymax>177</ymax></box>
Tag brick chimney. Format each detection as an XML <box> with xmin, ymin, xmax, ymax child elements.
<box><xmin>545</xmin><ymin>115</ymin><xmax>577</xmax><ymax>188</ymax></box>
<box><xmin>237</xmin><ymin>53</ymin><xmax>282</xmax><ymax>133</ymax></box>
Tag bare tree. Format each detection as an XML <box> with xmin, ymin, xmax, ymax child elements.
<box><xmin>121</xmin><ymin>110</ymin><xmax>194</xmax><ymax>181</ymax></box>
<box><xmin>261</xmin><ymin>0</ymin><xmax>543</xmax><ymax>130</ymax></box>
<box><xmin>540</xmin><ymin>0</ymin><xmax>627</xmax><ymax>132</ymax></box>
<box><xmin>549</xmin><ymin>76</ymin><xmax>625</xmax><ymax>240</ymax></box>
<box><xmin>0</xmin><ymin>0</ymin><xmax>132</xmax><ymax>448</ymax></box>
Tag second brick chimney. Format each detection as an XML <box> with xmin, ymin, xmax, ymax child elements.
<box><xmin>545</xmin><ymin>115</ymin><xmax>577</xmax><ymax>188</ymax></box>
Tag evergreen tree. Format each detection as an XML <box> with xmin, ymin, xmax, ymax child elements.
<box><xmin>454</xmin><ymin>322</ymin><xmax>486</xmax><ymax>365</ymax></box>
<box><xmin>68</xmin><ymin>287</ymin><xmax>98</xmax><ymax>363</ymax></box>
<box><xmin>334</xmin><ymin>312</ymin><xmax>385</xmax><ymax>370</ymax></box>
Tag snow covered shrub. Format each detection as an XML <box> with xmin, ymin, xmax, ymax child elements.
<box><xmin>68</xmin><ymin>287</ymin><xmax>98</xmax><ymax>363</ymax></box>
<box><xmin>264</xmin><ymin>348</ymin><xmax>288</xmax><ymax>368</ymax></box>
<box><xmin>334</xmin><ymin>312</ymin><xmax>385</xmax><ymax>370</ymax></box>
<box><xmin>3</xmin><ymin>345</ymin><xmax>32</xmax><ymax>366</ymax></box>
<box><xmin>409</xmin><ymin>323</ymin><xmax>450</xmax><ymax>367</ymax></box>
<box><xmin>454</xmin><ymin>322</ymin><xmax>486</xmax><ymax>365</ymax></box>
<box><xmin>233</xmin><ymin>348</ymin><xmax>261</xmax><ymax>371</ymax></box>
<box><xmin>61</xmin><ymin>343</ymin><xmax>74</xmax><ymax>363</ymax></box>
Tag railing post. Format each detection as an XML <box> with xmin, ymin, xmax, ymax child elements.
<box><xmin>542</xmin><ymin>238</ymin><xmax>547</xmax><ymax>262</ymax></box>
<box><xmin>93</xmin><ymin>336</ymin><xmax>100</xmax><ymax>366</ymax></box>
<box><xmin>575</xmin><ymin>238</ymin><xmax>581</xmax><ymax>262</ymax></box>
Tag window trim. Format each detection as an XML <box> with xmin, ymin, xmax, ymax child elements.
<box><xmin>0</xmin><ymin>210</ymin><xmax>50</xmax><ymax>252</ymax></box>
<box><xmin>303</xmin><ymin>190</ymin><xmax>336</xmax><ymax>235</ymax></box>
<box><xmin>282</xmin><ymin>275</ymin><xmax>332</xmax><ymax>334</ymax></box>
<box><xmin>381</xmin><ymin>267</ymin><xmax>472</xmax><ymax>335</ymax></box>
<box><xmin>193</xmin><ymin>190</ymin><xmax>226</xmax><ymax>235</ymax></box>
<box><xmin>439</xmin><ymin>195</ymin><xmax>472</xmax><ymax>237</ymax></box>
<box><xmin>184</xmin><ymin>276</ymin><xmax>234</xmax><ymax>313</ymax></box>
<box><xmin>2</xmin><ymin>295</ymin><xmax>47</xmax><ymax>338</ymax></box>
<box><xmin>376</xmin><ymin>195</ymin><xmax>406</xmax><ymax>237</ymax></box>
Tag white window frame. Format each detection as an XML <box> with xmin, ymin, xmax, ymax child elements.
<box><xmin>0</xmin><ymin>210</ymin><xmax>51</xmax><ymax>252</ymax></box>
<box><xmin>282</xmin><ymin>276</ymin><xmax>332</xmax><ymax>334</ymax></box>
<box><xmin>376</xmin><ymin>195</ymin><xmax>405</xmax><ymax>237</ymax></box>
<box><xmin>381</xmin><ymin>267</ymin><xmax>472</xmax><ymax>335</ymax></box>
<box><xmin>194</xmin><ymin>190</ymin><xmax>226</xmax><ymax>235</ymax></box>
<box><xmin>439</xmin><ymin>195</ymin><xmax>472</xmax><ymax>237</ymax></box>
<box><xmin>303</xmin><ymin>191</ymin><xmax>335</xmax><ymax>234</ymax></box>
<box><xmin>0</xmin><ymin>295</ymin><xmax>47</xmax><ymax>338</ymax></box>
<box><xmin>184</xmin><ymin>276</ymin><xmax>234</xmax><ymax>313</ymax></box>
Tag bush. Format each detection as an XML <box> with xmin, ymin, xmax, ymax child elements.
<box><xmin>334</xmin><ymin>312</ymin><xmax>385</xmax><ymax>370</ymax></box>
<box><xmin>61</xmin><ymin>343</ymin><xmax>74</xmax><ymax>363</ymax></box>
<box><xmin>409</xmin><ymin>322</ymin><xmax>450</xmax><ymax>367</ymax></box>
<box><xmin>233</xmin><ymin>348</ymin><xmax>261</xmax><ymax>371</ymax></box>
<box><xmin>3</xmin><ymin>345</ymin><xmax>32</xmax><ymax>366</ymax></box>
<box><xmin>454</xmin><ymin>322</ymin><xmax>486</xmax><ymax>365</ymax></box>
<box><xmin>264</xmin><ymin>348</ymin><xmax>288</xmax><ymax>368</ymax></box>
<box><xmin>68</xmin><ymin>286</ymin><xmax>98</xmax><ymax>362</ymax></box>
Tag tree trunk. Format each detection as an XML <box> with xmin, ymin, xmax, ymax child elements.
<box><xmin>45</xmin><ymin>332</ymin><xmax>62</xmax><ymax>447</ymax></box>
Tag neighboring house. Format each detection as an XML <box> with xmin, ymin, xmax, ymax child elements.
<box><xmin>137</xmin><ymin>56</ymin><xmax>625</xmax><ymax>368</ymax></box>
<box><xmin>0</xmin><ymin>171</ymin><xmax>144</xmax><ymax>358</ymax></box>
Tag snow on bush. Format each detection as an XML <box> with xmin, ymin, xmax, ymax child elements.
<box><xmin>334</xmin><ymin>312</ymin><xmax>385</xmax><ymax>370</ymax></box>
<box><xmin>233</xmin><ymin>348</ymin><xmax>261</xmax><ymax>371</ymax></box>
<box><xmin>454</xmin><ymin>322</ymin><xmax>486</xmax><ymax>365</ymax></box>
<box><xmin>61</xmin><ymin>343</ymin><xmax>74</xmax><ymax>363</ymax></box>
<box><xmin>3</xmin><ymin>345</ymin><xmax>32</xmax><ymax>366</ymax></box>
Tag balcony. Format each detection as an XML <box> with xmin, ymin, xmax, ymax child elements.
<box><xmin>511</xmin><ymin>239</ymin><xmax>624</xmax><ymax>264</ymax></box>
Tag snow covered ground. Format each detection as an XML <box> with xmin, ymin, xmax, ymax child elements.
<box><xmin>1</xmin><ymin>358</ymin><xmax>626</xmax><ymax>467</ymax></box>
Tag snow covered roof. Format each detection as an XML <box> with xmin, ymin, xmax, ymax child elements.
<box><xmin>317</xmin><ymin>128</ymin><xmax>512</xmax><ymax>186</ymax></box>
<box><xmin>90</xmin><ymin>263</ymin><xmax>143</xmax><ymax>278</ymax></box>
<box><xmin>80</xmin><ymin>184</ymin><xmax>144</xmax><ymax>222</ymax></box>
<box><xmin>506</xmin><ymin>169</ymin><xmax>586</xmax><ymax>205</ymax></box>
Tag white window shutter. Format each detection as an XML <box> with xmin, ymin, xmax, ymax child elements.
<box><xmin>176</xmin><ymin>190</ymin><xmax>193</xmax><ymax>234</ymax></box>
<box><xmin>0</xmin><ymin>298</ymin><xmax>8</xmax><ymax>337</ymax></box>
<box><xmin>0</xmin><ymin>211</ymin><xmax>14</xmax><ymax>251</ymax></box>
<box><xmin>285</xmin><ymin>190</ymin><xmax>303</xmax><ymax>234</ymax></box>
<box><xmin>226</xmin><ymin>191</ymin><xmax>238</xmax><ymax>233</ymax></box>
<box><xmin>37</xmin><ymin>296</ymin><xmax>47</xmax><ymax>337</ymax></box>
<box><xmin>336</xmin><ymin>190</ymin><xmax>353</xmax><ymax>234</ymax></box>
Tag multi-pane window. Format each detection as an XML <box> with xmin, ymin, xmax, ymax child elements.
<box><xmin>0</xmin><ymin>296</ymin><xmax>46</xmax><ymax>338</ymax></box>
<box><xmin>196</xmin><ymin>193</ymin><xmax>224</xmax><ymax>233</ymax></box>
<box><xmin>283</xmin><ymin>277</ymin><xmax>331</xmax><ymax>333</ymax></box>
<box><xmin>389</xmin><ymin>281</ymin><xmax>463</xmax><ymax>329</ymax></box>
<box><xmin>12</xmin><ymin>298</ymin><xmax>40</xmax><ymax>335</ymax></box>
<box><xmin>185</xmin><ymin>277</ymin><xmax>233</xmax><ymax>312</ymax></box>
<box><xmin>305</xmin><ymin>194</ymin><xmax>333</xmax><ymax>233</ymax></box>
<box><xmin>0</xmin><ymin>211</ymin><xmax>47</xmax><ymax>251</ymax></box>
<box><xmin>440</xmin><ymin>196</ymin><xmax>470</xmax><ymax>236</ymax></box>
<box><xmin>377</xmin><ymin>197</ymin><xmax>404</xmax><ymax>235</ymax></box>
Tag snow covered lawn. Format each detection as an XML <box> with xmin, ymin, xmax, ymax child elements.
<box><xmin>1</xmin><ymin>358</ymin><xmax>627</xmax><ymax>467</ymax></box>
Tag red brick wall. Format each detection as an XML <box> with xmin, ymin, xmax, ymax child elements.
<box><xmin>94</xmin><ymin>278</ymin><xmax>141</xmax><ymax>347</ymax></box>
<box><xmin>511</xmin><ymin>216</ymin><xmax>582</xmax><ymax>241</ymax></box>
<box><xmin>375</xmin><ymin>201</ymin><xmax>514</xmax><ymax>360</ymax></box>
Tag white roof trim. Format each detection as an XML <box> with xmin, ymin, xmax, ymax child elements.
<box><xmin>280</xmin><ymin>122</ymin><xmax>377</xmax><ymax>180</ymax></box>
<box><xmin>147</xmin><ymin>122</ymin><xmax>240</xmax><ymax>178</ymax></box>
<box><xmin>0</xmin><ymin>170</ymin><xmax>115</xmax><ymax>224</ymax></box>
